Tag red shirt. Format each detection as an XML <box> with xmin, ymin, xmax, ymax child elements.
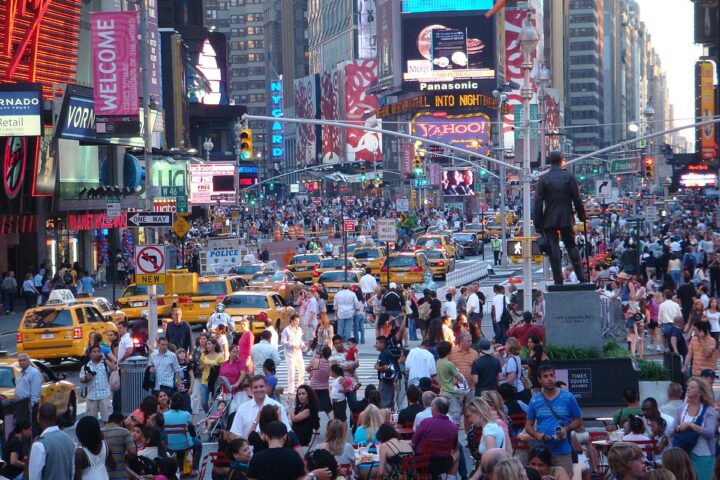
<box><xmin>506</xmin><ymin>323</ymin><xmax>545</xmax><ymax>347</ymax></box>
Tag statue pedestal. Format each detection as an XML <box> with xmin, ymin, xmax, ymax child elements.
<box><xmin>545</xmin><ymin>287</ymin><xmax>604</xmax><ymax>350</ymax></box>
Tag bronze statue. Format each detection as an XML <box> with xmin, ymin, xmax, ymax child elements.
<box><xmin>533</xmin><ymin>151</ymin><xmax>586</xmax><ymax>284</ymax></box>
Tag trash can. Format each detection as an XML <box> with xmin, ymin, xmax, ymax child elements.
<box><xmin>120</xmin><ymin>356</ymin><xmax>149</xmax><ymax>414</ymax></box>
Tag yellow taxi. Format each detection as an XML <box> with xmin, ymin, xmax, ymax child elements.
<box><xmin>421</xmin><ymin>249</ymin><xmax>455</xmax><ymax>279</ymax></box>
<box><xmin>175</xmin><ymin>275</ymin><xmax>248</xmax><ymax>325</ymax></box>
<box><xmin>17</xmin><ymin>290</ymin><xmax>119</xmax><ymax>364</ymax></box>
<box><xmin>228</xmin><ymin>262</ymin><xmax>275</xmax><ymax>282</ymax></box>
<box><xmin>317</xmin><ymin>270</ymin><xmax>363</xmax><ymax>304</ymax></box>
<box><xmin>312</xmin><ymin>257</ymin><xmax>361</xmax><ymax>283</ymax></box>
<box><xmin>380</xmin><ymin>252</ymin><xmax>431</xmax><ymax>285</ymax></box>
<box><xmin>462</xmin><ymin>223</ymin><xmax>485</xmax><ymax>235</ymax></box>
<box><xmin>0</xmin><ymin>356</ymin><xmax>77</xmax><ymax>423</ymax></box>
<box><xmin>607</xmin><ymin>203</ymin><xmax>626</xmax><ymax>216</ymax></box>
<box><xmin>352</xmin><ymin>246</ymin><xmax>386</xmax><ymax>276</ymax></box>
<box><xmin>74</xmin><ymin>296</ymin><xmax>126</xmax><ymax>323</ymax></box>
<box><xmin>248</xmin><ymin>270</ymin><xmax>305</xmax><ymax>304</ymax></box>
<box><xmin>222</xmin><ymin>291</ymin><xmax>295</xmax><ymax>336</ymax></box>
<box><xmin>585</xmin><ymin>202</ymin><xmax>603</xmax><ymax>217</ymax></box>
<box><xmin>415</xmin><ymin>234</ymin><xmax>457</xmax><ymax>259</ymax></box>
<box><xmin>286</xmin><ymin>254</ymin><xmax>323</xmax><ymax>283</ymax></box>
<box><xmin>116</xmin><ymin>284</ymin><xmax>170</xmax><ymax>320</ymax></box>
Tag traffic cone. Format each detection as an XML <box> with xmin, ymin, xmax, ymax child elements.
<box><xmin>274</xmin><ymin>229</ymin><xmax>282</xmax><ymax>241</ymax></box>
<box><xmin>296</xmin><ymin>225</ymin><xmax>306</xmax><ymax>240</ymax></box>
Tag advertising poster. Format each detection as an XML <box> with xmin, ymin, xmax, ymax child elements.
<box><xmin>321</xmin><ymin>69</ymin><xmax>342</xmax><ymax>163</ymax></box>
<box><xmin>357</xmin><ymin>0</ymin><xmax>377</xmax><ymax>60</ymax></box>
<box><xmin>402</xmin><ymin>13</ymin><xmax>495</xmax><ymax>91</ymax></box>
<box><xmin>294</xmin><ymin>75</ymin><xmax>319</xmax><ymax>166</ymax></box>
<box><xmin>696</xmin><ymin>60</ymin><xmax>716</xmax><ymax>160</ymax></box>
<box><xmin>441</xmin><ymin>169</ymin><xmax>476</xmax><ymax>196</ymax></box>
<box><xmin>376</xmin><ymin>0</ymin><xmax>395</xmax><ymax>85</ymax></box>
<box><xmin>57</xmin><ymin>139</ymin><xmax>100</xmax><ymax>198</ymax></box>
<box><xmin>504</xmin><ymin>9</ymin><xmax>539</xmax><ymax>134</ymax></box>
<box><xmin>402</xmin><ymin>0</ymin><xmax>493</xmax><ymax>13</ymax></box>
<box><xmin>1</xmin><ymin>136</ymin><xmax>36</xmax><ymax>200</ymax></box>
<box><xmin>0</xmin><ymin>86</ymin><xmax>42</xmax><ymax>137</ymax></box>
<box><xmin>33</xmin><ymin>134</ymin><xmax>57</xmax><ymax>197</ymax></box>
<box><xmin>411</xmin><ymin>112</ymin><xmax>492</xmax><ymax>156</ymax></box>
<box><xmin>342</xmin><ymin>60</ymin><xmax>382</xmax><ymax>163</ymax></box>
<box><xmin>189</xmin><ymin>163</ymin><xmax>236</xmax><ymax>204</ymax></box>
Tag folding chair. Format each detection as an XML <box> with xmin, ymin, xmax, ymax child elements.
<box><xmin>399</xmin><ymin>453</ymin><xmax>431</xmax><ymax>480</ymax></box>
<box><xmin>587</xmin><ymin>431</ymin><xmax>611</xmax><ymax>477</ymax></box>
<box><xmin>199</xmin><ymin>451</ymin><xmax>229</xmax><ymax>480</ymax></box>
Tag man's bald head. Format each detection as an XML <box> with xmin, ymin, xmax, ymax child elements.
<box><xmin>480</xmin><ymin>448</ymin><xmax>510</xmax><ymax>480</ymax></box>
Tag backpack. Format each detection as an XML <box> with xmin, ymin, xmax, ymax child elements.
<box><xmin>63</xmin><ymin>271</ymin><xmax>74</xmax><ymax>285</ymax></box>
<box><xmin>418</xmin><ymin>302</ymin><xmax>431</xmax><ymax>322</ymax></box>
<box><xmin>130</xmin><ymin>455</ymin><xmax>159</xmax><ymax>476</ymax></box>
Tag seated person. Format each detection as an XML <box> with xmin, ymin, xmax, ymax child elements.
<box><xmin>608</xmin><ymin>388</ymin><xmax>641</xmax><ymax>431</ymax></box>
<box><xmin>411</xmin><ymin>397</ymin><xmax>459</xmax><ymax>478</ymax></box>
<box><xmin>397</xmin><ymin>385</ymin><xmax>424</xmax><ymax>426</ymax></box>
<box><xmin>621</xmin><ymin>416</ymin><xmax>651</xmax><ymax>443</ymax></box>
<box><xmin>306</xmin><ymin>449</ymin><xmax>341</xmax><ymax>480</ymax></box>
<box><xmin>198</xmin><ymin>400</ymin><xmax>227</xmax><ymax>434</ymax></box>
<box><xmin>227</xmin><ymin>437</ymin><xmax>253</xmax><ymax>480</ymax></box>
<box><xmin>376</xmin><ymin>424</ymin><xmax>414</xmax><ymax>478</ymax></box>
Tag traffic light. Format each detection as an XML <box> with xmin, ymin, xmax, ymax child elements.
<box><xmin>644</xmin><ymin>156</ymin><xmax>654</xmax><ymax>178</ymax></box>
<box><xmin>592</xmin><ymin>163</ymin><xmax>599</xmax><ymax>174</ymax></box>
<box><xmin>239</xmin><ymin>128</ymin><xmax>253</xmax><ymax>160</ymax></box>
<box><xmin>413</xmin><ymin>157</ymin><xmax>423</xmax><ymax>177</ymax></box>
<box><xmin>479</xmin><ymin>164</ymin><xmax>487</xmax><ymax>176</ymax></box>
<box><xmin>359</xmin><ymin>165</ymin><xmax>367</xmax><ymax>182</ymax></box>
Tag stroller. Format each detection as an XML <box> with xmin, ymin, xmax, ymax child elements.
<box><xmin>200</xmin><ymin>375</ymin><xmax>234</xmax><ymax>442</ymax></box>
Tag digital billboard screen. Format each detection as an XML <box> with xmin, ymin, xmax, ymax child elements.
<box><xmin>441</xmin><ymin>169</ymin><xmax>476</xmax><ymax>196</ymax></box>
<box><xmin>402</xmin><ymin>13</ymin><xmax>495</xmax><ymax>92</ymax></box>
<box><xmin>189</xmin><ymin>163</ymin><xmax>236</xmax><ymax>204</ymax></box>
<box><xmin>402</xmin><ymin>0</ymin><xmax>493</xmax><ymax>13</ymax></box>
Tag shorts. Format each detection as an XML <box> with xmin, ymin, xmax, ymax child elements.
<box><xmin>332</xmin><ymin>399</ymin><xmax>348</xmax><ymax>422</ymax></box>
<box><xmin>315</xmin><ymin>389</ymin><xmax>332</xmax><ymax>413</ymax></box>
<box><xmin>648</xmin><ymin>321</ymin><xmax>658</xmax><ymax>330</ymax></box>
<box><xmin>625</xmin><ymin>319</ymin><xmax>634</xmax><ymax>330</ymax></box>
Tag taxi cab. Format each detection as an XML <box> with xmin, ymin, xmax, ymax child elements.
<box><xmin>317</xmin><ymin>270</ymin><xmax>363</xmax><ymax>304</ymax></box>
<box><xmin>228</xmin><ymin>262</ymin><xmax>276</xmax><ymax>282</ymax></box>
<box><xmin>177</xmin><ymin>275</ymin><xmax>248</xmax><ymax>325</ymax></box>
<box><xmin>74</xmin><ymin>296</ymin><xmax>126</xmax><ymax>323</ymax></box>
<box><xmin>352</xmin><ymin>245</ymin><xmax>386</xmax><ymax>276</ymax></box>
<box><xmin>462</xmin><ymin>223</ymin><xmax>485</xmax><ymax>235</ymax></box>
<box><xmin>380</xmin><ymin>252</ymin><xmax>431</xmax><ymax>285</ymax></box>
<box><xmin>415</xmin><ymin>234</ymin><xmax>457</xmax><ymax>259</ymax></box>
<box><xmin>286</xmin><ymin>254</ymin><xmax>323</xmax><ymax>283</ymax></box>
<box><xmin>312</xmin><ymin>257</ymin><xmax>361</xmax><ymax>283</ymax></box>
<box><xmin>222</xmin><ymin>291</ymin><xmax>295</xmax><ymax>336</ymax></box>
<box><xmin>606</xmin><ymin>203</ymin><xmax>626</xmax><ymax>216</ymax></box>
<box><xmin>116</xmin><ymin>284</ymin><xmax>170</xmax><ymax>320</ymax></box>
<box><xmin>248</xmin><ymin>270</ymin><xmax>305</xmax><ymax>304</ymax></box>
<box><xmin>17</xmin><ymin>290</ymin><xmax>119</xmax><ymax>364</ymax></box>
<box><xmin>585</xmin><ymin>202</ymin><xmax>603</xmax><ymax>217</ymax></box>
<box><xmin>482</xmin><ymin>221</ymin><xmax>506</xmax><ymax>240</ymax></box>
<box><xmin>421</xmin><ymin>249</ymin><xmax>455</xmax><ymax>279</ymax></box>
<box><xmin>0</xmin><ymin>357</ymin><xmax>77</xmax><ymax>423</ymax></box>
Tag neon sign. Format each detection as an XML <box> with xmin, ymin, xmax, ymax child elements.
<box><xmin>270</xmin><ymin>80</ymin><xmax>284</xmax><ymax>164</ymax></box>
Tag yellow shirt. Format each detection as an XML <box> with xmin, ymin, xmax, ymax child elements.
<box><xmin>200</xmin><ymin>353</ymin><xmax>223</xmax><ymax>385</ymax></box>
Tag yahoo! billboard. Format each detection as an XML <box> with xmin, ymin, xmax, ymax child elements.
<box><xmin>411</xmin><ymin>112</ymin><xmax>491</xmax><ymax>156</ymax></box>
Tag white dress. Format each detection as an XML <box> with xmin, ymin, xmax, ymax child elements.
<box><xmin>81</xmin><ymin>442</ymin><xmax>109</xmax><ymax>480</ymax></box>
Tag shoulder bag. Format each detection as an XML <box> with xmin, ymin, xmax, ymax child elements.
<box><xmin>672</xmin><ymin>404</ymin><xmax>706</xmax><ymax>453</ymax></box>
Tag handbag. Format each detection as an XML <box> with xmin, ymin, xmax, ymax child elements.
<box><xmin>142</xmin><ymin>366</ymin><xmax>155</xmax><ymax>391</ymax></box>
<box><xmin>454</xmin><ymin>372</ymin><xmax>471</xmax><ymax>396</ymax></box>
<box><xmin>500</xmin><ymin>297</ymin><xmax>513</xmax><ymax>326</ymax></box>
<box><xmin>108</xmin><ymin>363</ymin><xmax>121</xmax><ymax>392</ymax></box>
<box><xmin>672</xmin><ymin>404</ymin><xmax>706</xmax><ymax>453</ymax></box>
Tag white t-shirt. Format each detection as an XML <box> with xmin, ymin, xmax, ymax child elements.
<box><xmin>405</xmin><ymin>347</ymin><xmax>436</xmax><ymax>384</ymax></box>
<box><xmin>443</xmin><ymin>300</ymin><xmax>457</xmax><ymax>320</ymax></box>
<box><xmin>466</xmin><ymin>293</ymin><xmax>481</xmax><ymax>315</ymax></box>
<box><xmin>491</xmin><ymin>294</ymin><xmax>506</xmax><ymax>323</ymax></box>
<box><xmin>118</xmin><ymin>333</ymin><xmax>134</xmax><ymax>362</ymax></box>
<box><xmin>330</xmin><ymin>377</ymin><xmax>346</xmax><ymax>401</ymax></box>
<box><xmin>707</xmin><ymin>310</ymin><xmax>720</xmax><ymax>333</ymax></box>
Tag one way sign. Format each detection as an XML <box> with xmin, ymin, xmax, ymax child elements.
<box><xmin>595</xmin><ymin>179</ymin><xmax>611</xmax><ymax>200</ymax></box>
<box><xmin>127</xmin><ymin>212</ymin><xmax>173</xmax><ymax>227</ymax></box>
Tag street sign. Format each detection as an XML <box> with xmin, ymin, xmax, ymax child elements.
<box><xmin>106</xmin><ymin>199</ymin><xmax>121</xmax><ymax>219</ymax></box>
<box><xmin>396</xmin><ymin>198</ymin><xmax>409</xmax><ymax>212</ymax></box>
<box><xmin>595</xmin><ymin>179</ymin><xmax>611</xmax><ymax>199</ymax></box>
<box><xmin>506</xmin><ymin>238</ymin><xmax>541</xmax><ymax>258</ymax></box>
<box><xmin>344</xmin><ymin>196</ymin><xmax>356</xmax><ymax>206</ymax></box>
<box><xmin>377</xmin><ymin>219</ymin><xmax>398</xmax><ymax>242</ymax></box>
<box><xmin>312</xmin><ymin>197</ymin><xmax>322</xmax><ymax>207</ymax></box>
<box><xmin>127</xmin><ymin>212</ymin><xmax>172</xmax><ymax>227</ymax></box>
<box><xmin>176</xmin><ymin>196</ymin><xmax>189</xmax><ymax>214</ymax></box>
<box><xmin>646</xmin><ymin>206</ymin><xmax>657</xmax><ymax>219</ymax></box>
<box><xmin>609</xmin><ymin>157</ymin><xmax>641</xmax><ymax>175</ymax></box>
<box><xmin>160</xmin><ymin>186</ymin><xmax>186</xmax><ymax>196</ymax></box>
<box><xmin>134</xmin><ymin>245</ymin><xmax>167</xmax><ymax>285</ymax></box>
<box><xmin>213</xmin><ymin>206</ymin><xmax>227</xmax><ymax>218</ymax></box>
<box><xmin>173</xmin><ymin>216</ymin><xmax>191</xmax><ymax>238</ymax></box>
<box><xmin>344</xmin><ymin>219</ymin><xmax>356</xmax><ymax>232</ymax></box>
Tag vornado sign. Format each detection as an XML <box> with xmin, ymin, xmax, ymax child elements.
<box><xmin>0</xmin><ymin>84</ymin><xmax>42</xmax><ymax>137</ymax></box>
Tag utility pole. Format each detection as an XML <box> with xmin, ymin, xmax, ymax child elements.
<box><xmin>493</xmin><ymin>90</ymin><xmax>508</xmax><ymax>267</ymax></box>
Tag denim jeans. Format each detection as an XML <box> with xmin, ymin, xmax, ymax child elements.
<box><xmin>352</xmin><ymin>313</ymin><xmax>365</xmax><ymax>343</ymax></box>
<box><xmin>200</xmin><ymin>383</ymin><xmax>211</xmax><ymax>413</ymax></box>
<box><xmin>338</xmin><ymin>316</ymin><xmax>353</xmax><ymax>340</ymax></box>
<box><xmin>408</xmin><ymin>314</ymin><xmax>418</xmax><ymax>340</ymax></box>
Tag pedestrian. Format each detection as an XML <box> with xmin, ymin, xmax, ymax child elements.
<box><xmin>22</xmin><ymin>273</ymin><xmax>38</xmax><ymax>310</ymax></box>
<box><xmin>148</xmin><ymin>337</ymin><xmax>181</xmax><ymax>397</ymax></box>
<box><xmin>281</xmin><ymin>314</ymin><xmax>307</xmax><ymax>395</ymax></box>
<box><xmin>28</xmin><ymin>403</ymin><xmax>75</xmax><ymax>479</ymax></box>
<box><xmin>102</xmin><ymin>412</ymin><xmax>136</xmax><ymax>480</ymax></box>
<box><xmin>81</xmin><ymin>345</ymin><xmax>116</xmax><ymax>423</ymax></box>
<box><xmin>251</xmin><ymin>330</ymin><xmax>282</xmax><ymax>375</ymax></box>
<box><xmin>80</xmin><ymin>271</ymin><xmax>95</xmax><ymax>296</ymax></box>
<box><xmin>1</xmin><ymin>271</ymin><xmax>17</xmax><ymax>314</ymax></box>
<box><xmin>97</xmin><ymin>255</ymin><xmax>107</xmax><ymax>288</ymax></box>
<box><xmin>165</xmin><ymin>307</ymin><xmax>193</xmax><ymax>352</ymax></box>
<box><xmin>15</xmin><ymin>354</ymin><xmax>41</xmax><ymax>436</ymax></box>
<box><xmin>491</xmin><ymin>236</ymin><xmax>501</xmax><ymax>266</ymax></box>
<box><xmin>374</xmin><ymin>335</ymin><xmax>398</xmax><ymax>410</ymax></box>
<box><xmin>334</xmin><ymin>284</ymin><xmax>361</xmax><ymax>341</ymax></box>
<box><xmin>73</xmin><ymin>416</ymin><xmax>116</xmax><ymax>479</ymax></box>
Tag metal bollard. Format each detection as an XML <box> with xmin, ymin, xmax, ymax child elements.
<box><xmin>120</xmin><ymin>356</ymin><xmax>149</xmax><ymax>414</ymax></box>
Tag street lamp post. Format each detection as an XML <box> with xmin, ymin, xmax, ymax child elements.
<box><xmin>492</xmin><ymin>89</ymin><xmax>508</xmax><ymax>267</ymax></box>
<box><xmin>234</xmin><ymin>120</ymin><xmax>243</xmax><ymax>234</ymax></box>
<box><xmin>519</xmin><ymin>12</ymin><xmax>539</xmax><ymax>311</ymax></box>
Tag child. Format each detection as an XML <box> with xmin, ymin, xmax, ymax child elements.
<box><xmin>624</xmin><ymin>304</ymin><xmax>638</xmax><ymax>357</ymax></box>
<box><xmin>442</xmin><ymin>292</ymin><xmax>457</xmax><ymax>321</ymax></box>
<box><xmin>622</xmin><ymin>416</ymin><xmax>651</xmax><ymax>442</ymax></box>
<box><xmin>330</xmin><ymin>364</ymin><xmax>350</xmax><ymax>422</ymax></box>
<box><xmin>197</xmin><ymin>400</ymin><xmax>227</xmax><ymax>434</ymax></box>
<box><xmin>263</xmin><ymin>359</ymin><xmax>278</xmax><ymax>399</ymax></box>
<box><xmin>176</xmin><ymin>348</ymin><xmax>194</xmax><ymax>414</ymax></box>
<box><xmin>649</xmin><ymin>416</ymin><xmax>669</xmax><ymax>465</ymax></box>
<box><xmin>345</xmin><ymin>338</ymin><xmax>360</xmax><ymax>388</ymax></box>
<box><xmin>155</xmin><ymin>457</ymin><xmax>179</xmax><ymax>480</ymax></box>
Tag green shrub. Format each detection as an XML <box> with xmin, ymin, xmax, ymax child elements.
<box><xmin>637</xmin><ymin>359</ymin><xmax>671</xmax><ymax>381</ymax></box>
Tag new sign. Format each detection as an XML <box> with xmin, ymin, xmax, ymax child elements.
<box><xmin>0</xmin><ymin>85</ymin><xmax>42</xmax><ymax>137</ymax></box>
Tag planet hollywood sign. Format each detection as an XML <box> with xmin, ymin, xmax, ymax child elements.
<box><xmin>270</xmin><ymin>80</ymin><xmax>284</xmax><ymax>164</ymax></box>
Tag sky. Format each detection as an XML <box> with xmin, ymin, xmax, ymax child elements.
<box><xmin>636</xmin><ymin>0</ymin><xmax>703</xmax><ymax>145</ymax></box>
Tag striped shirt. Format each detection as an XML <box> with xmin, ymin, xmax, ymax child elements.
<box><xmin>85</xmin><ymin>360</ymin><xmax>112</xmax><ymax>400</ymax></box>
<box><xmin>149</xmin><ymin>350</ymin><xmax>181</xmax><ymax>390</ymax></box>
<box><xmin>448</xmin><ymin>347</ymin><xmax>478</xmax><ymax>389</ymax></box>
<box><xmin>689</xmin><ymin>335</ymin><xmax>717</xmax><ymax>376</ymax></box>
<box><xmin>102</xmin><ymin>424</ymin><xmax>134</xmax><ymax>480</ymax></box>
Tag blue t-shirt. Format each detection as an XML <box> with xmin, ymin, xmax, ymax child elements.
<box><xmin>353</xmin><ymin>426</ymin><xmax>378</xmax><ymax>445</ymax></box>
<box><xmin>479</xmin><ymin>421</ymin><xmax>504</xmax><ymax>454</ymax></box>
<box><xmin>163</xmin><ymin>409</ymin><xmax>193</xmax><ymax>451</ymax></box>
<box><xmin>527</xmin><ymin>389</ymin><xmax>582</xmax><ymax>455</ymax></box>
<box><xmin>80</xmin><ymin>276</ymin><xmax>94</xmax><ymax>292</ymax></box>
<box><xmin>266</xmin><ymin>373</ymin><xmax>278</xmax><ymax>399</ymax></box>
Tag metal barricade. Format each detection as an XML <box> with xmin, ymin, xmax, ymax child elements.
<box><xmin>120</xmin><ymin>356</ymin><xmax>149</xmax><ymax>414</ymax></box>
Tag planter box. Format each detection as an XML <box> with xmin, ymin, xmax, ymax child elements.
<box><xmin>549</xmin><ymin>358</ymin><xmax>638</xmax><ymax>407</ymax></box>
<box><xmin>639</xmin><ymin>381</ymin><xmax>671</xmax><ymax>407</ymax></box>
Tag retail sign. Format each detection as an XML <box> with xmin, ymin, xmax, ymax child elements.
<box><xmin>270</xmin><ymin>80</ymin><xmax>284</xmax><ymax>164</ymax></box>
<box><xmin>127</xmin><ymin>212</ymin><xmax>172</xmax><ymax>227</ymax></box>
<box><xmin>377</xmin><ymin>219</ymin><xmax>398</xmax><ymax>242</ymax></box>
<box><xmin>67</xmin><ymin>212</ymin><xmax>127</xmax><ymax>231</ymax></box>
<box><xmin>0</xmin><ymin>214</ymin><xmax>38</xmax><ymax>234</ymax></box>
<box><xmin>412</xmin><ymin>112</ymin><xmax>491</xmax><ymax>155</ymax></box>
<box><xmin>106</xmin><ymin>199</ymin><xmax>121</xmax><ymax>219</ymax></box>
<box><xmin>134</xmin><ymin>244</ymin><xmax>166</xmax><ymax>285</ymax></box>
<box><xmin>0</xmin><ymin>85</ymin><xmax>42</xmax><ymax>137</ymax></box>
<box><xmin>696</xmin><ymin>60</ymin><xmax>716</xmax><ymax>160</ymax></box>
<box><xmin>189</xmin><ymin>163</ymin><xmax>236</xmax><ymax>205</ymax></box>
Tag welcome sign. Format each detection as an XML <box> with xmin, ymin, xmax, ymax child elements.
<box><xmin>0</xmin><ymin>85</ymin><xmax>42</xmax><ymax>137</ymax></box>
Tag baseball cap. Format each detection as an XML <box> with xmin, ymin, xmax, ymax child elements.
<box><xmin>389</xmin><ymin>282</ymin><xmax>397</xmax><ymax>289</ymax></box>
<box><xmin>700</xmin><ymin>369</ymin><xmax>717</xmax><ymax>379</ymax></box>
<box><xmin>478</xmin><ymin>338</ymin><xmax>494</xmax><ymax>355</ymax></box>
